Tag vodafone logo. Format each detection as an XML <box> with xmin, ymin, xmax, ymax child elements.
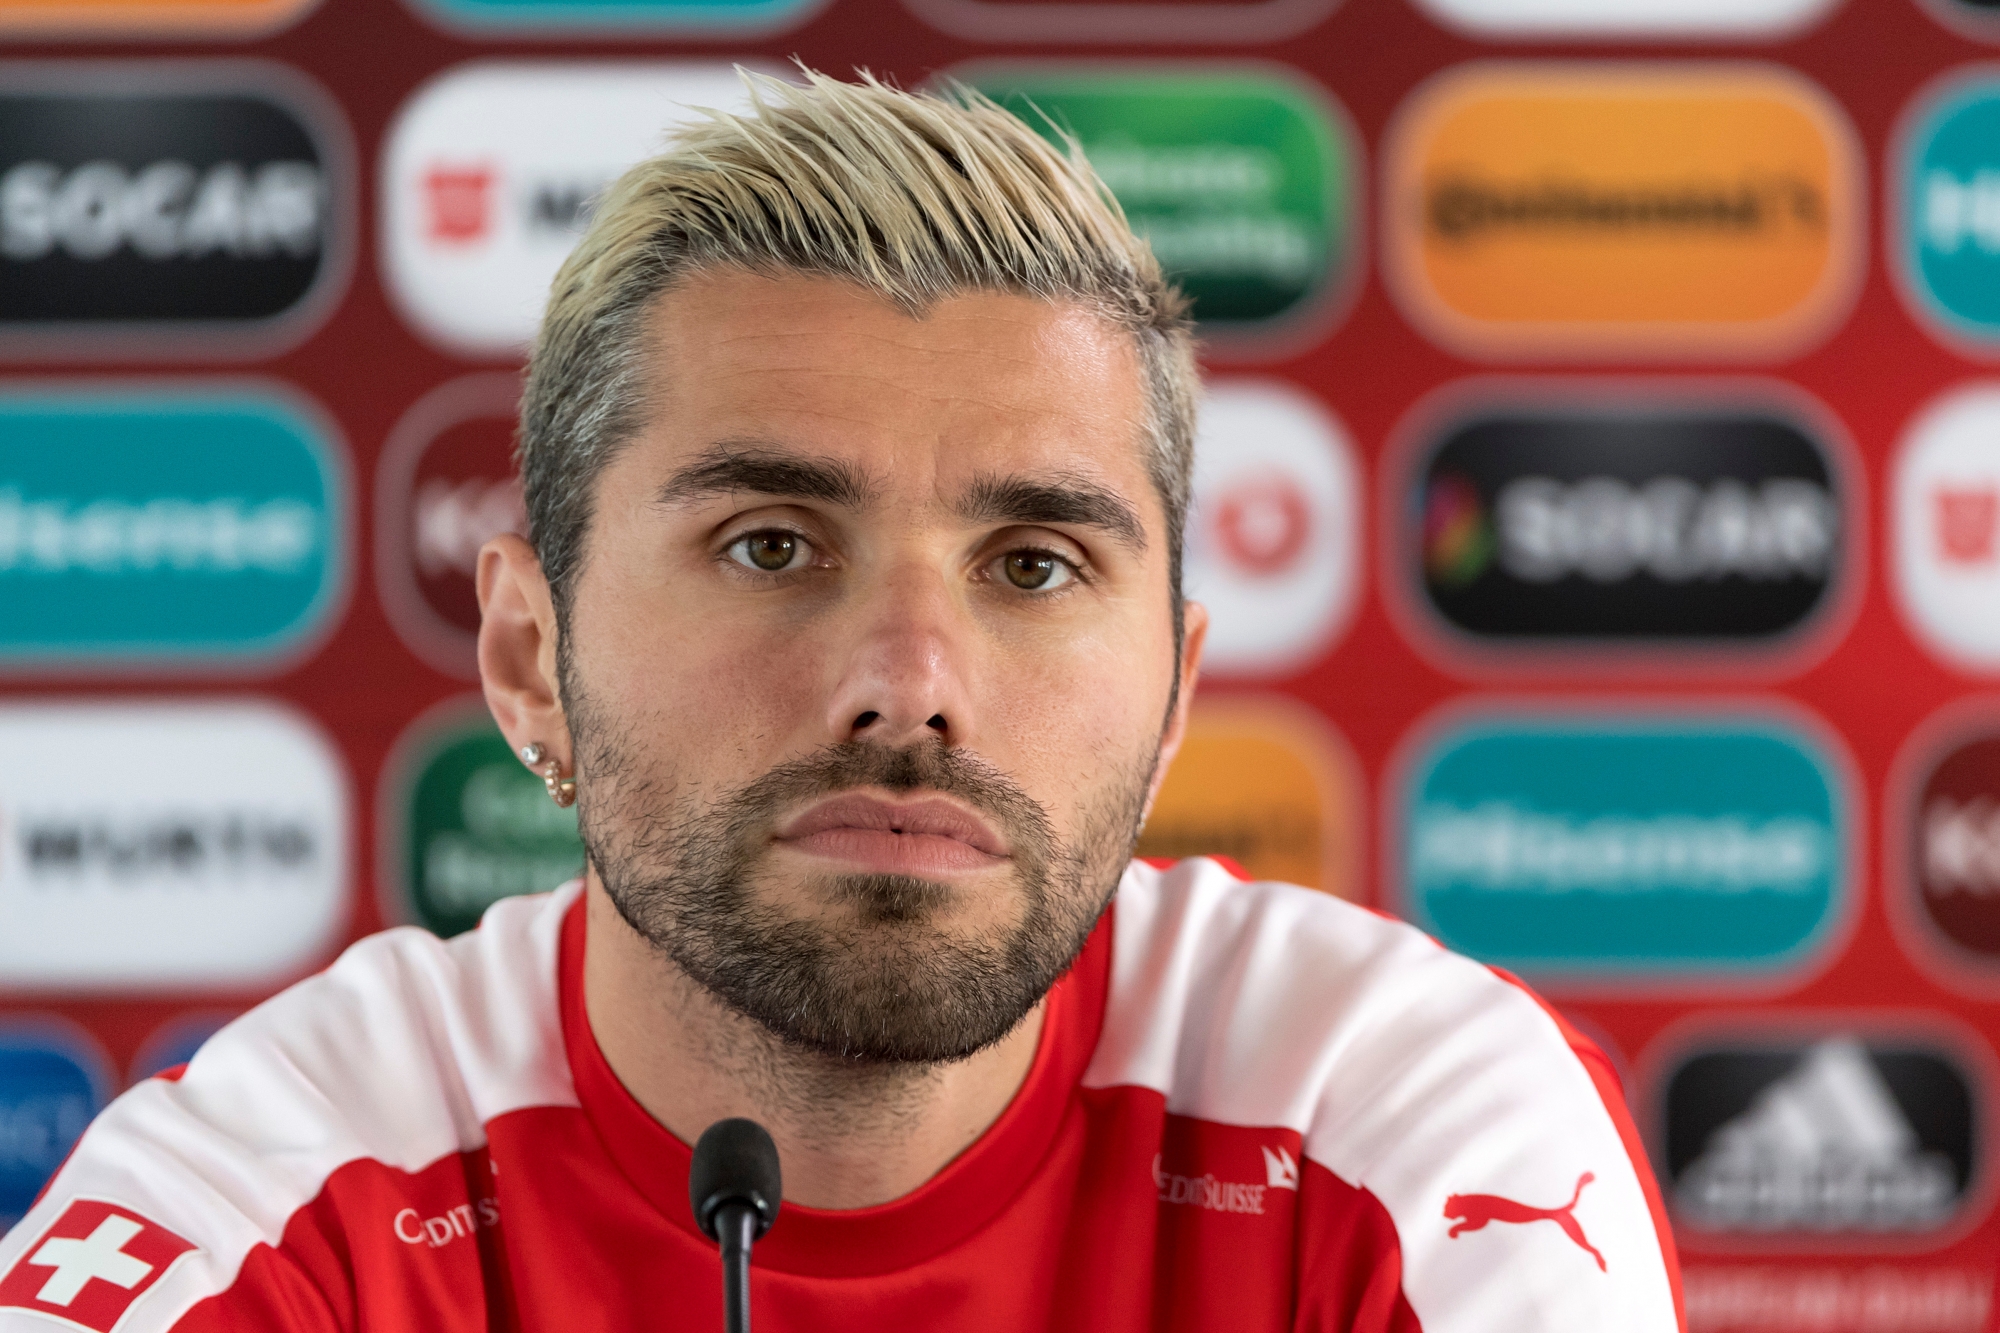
<box><xmin>1895</xmin><ymin>384</ymin><xmax>2000</xmax><ymax>670</ymax></box>
<box><xmin>380</xmin><ymin>61</ymin><xmax>770</xmax><ymax>356</ymax></box>
<box><xmin>0</xmin><ymin>1198</ymin><xmax>195</xmax><ymax>1332</ymax></box>
<box><xmin>377</xmin><ymin>375</ymin><xmax>525</xmax><ymax>676</ymax></box>
<box><xmin>1185</xmin><ymin>380</ymin><xmax>1357</xmax><ymax>677</ymax></box>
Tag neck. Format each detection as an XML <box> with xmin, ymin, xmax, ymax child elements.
<box><xmin>579</xmin><ymin>875</ymin><xmax>1048</xmax><ymax>1210</ymax></box>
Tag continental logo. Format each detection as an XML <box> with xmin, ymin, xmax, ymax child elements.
<box><xmin>1397</xmin><ymin>708</ymin><xmax>1851</xmax><ymax>985</ymax></box>
<box><xmin>383</xmin><ymin>701</ymin><xmax>583</xmax><ymax>938</ymax></box>
<box><xmin>1136</xmin><ymin>696</ymin><xmax>1358</xmax><ymax>898</ymax></box>
<box><xmin>1405</xmin><ymin>389</ymin><xmax>1848</xmax><ymax>650</ymax></box>
<box><xmin>0</xmin><ymin>701</ymin><xmax>347</xmax><ymax>989</ymax></box>
<box><xmin>0</xmin><ymin>0</ymin><xmax>315</xmax><ymax>37</ymax></box>
<box><xmin>0</xmin><ymin>385</ymin><xmax>345</xmax><ymax>667</ymax></box>
<box><xmin>376</xmin><ymin>375</ymin><xmax>524</xmax><ymax>677</ymax></box>
<box><xmin>0</xmin><ymin>61</ymin><xmax>349</xmax><ymax>353</ymax></box>
<box><xmin>1383</xmin><ymin>63</ymin><xmax>1862</xmax><ymax>360</ymax></box>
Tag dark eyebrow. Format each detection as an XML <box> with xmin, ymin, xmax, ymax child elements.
<box><xmin>654</xmin><ymin>444</ymin><xmax>876</xmax><ymax>509</ymax></box>
<box><xmin>958</xmin><ymin>473</ymin><xmax>1149</xmax><ymax>555</ymax></box>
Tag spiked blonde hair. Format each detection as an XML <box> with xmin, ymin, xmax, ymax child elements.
<box><xmin>518</xmin><ymin>68</ymin><xmax>1199</xmax><ymax>632</ymax></box>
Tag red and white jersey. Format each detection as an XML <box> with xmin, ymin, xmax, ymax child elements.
<box><xmin>0</xmin><ymin>858</ymin><xmax>1682</xmax><ymax>1332</ymax></box>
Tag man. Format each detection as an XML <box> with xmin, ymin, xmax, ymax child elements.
<box><xmin>0</xmin><ymin>72</ymin><xmax>1681</xmax><ymax>1331</ymax></box>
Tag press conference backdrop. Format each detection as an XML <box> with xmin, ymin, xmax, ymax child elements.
<box><xmin>0</xmin><ymin>0</ymin><xmax>1995</xmax><ymax>1322</ymax></box>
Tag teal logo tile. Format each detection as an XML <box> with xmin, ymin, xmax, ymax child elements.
<box><xmin>0</xmin><ymin>386</ymin><xmax>345</xmax><ymax>667</ymax></box>
<box><xmin>1400</xmin><ymin>711</ymin><xmax>1849</xmax><ymax>983</ymax></box>
<box><xmin>1900</xmin><ymin>72</ymin><xmax>2000</xmax><ymax>347</ymax></box>
<box><xmin>405</xmin><ymin>0</ymin><xmax>820</xmax><ymax>32</ymax></box>
<box><xmin>966</xmin><ymin>65</ymin><xmax>1355</xmax><ymax>340</ymax></box>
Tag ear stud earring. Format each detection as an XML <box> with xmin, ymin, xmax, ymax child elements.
<box><xmin>519</xmin><ymin>742</ymin><xmax>576</xmax><ymax>809</ymax></box>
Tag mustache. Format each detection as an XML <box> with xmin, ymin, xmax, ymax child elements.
<box><xmin>714</xmin><ymin>739</ymin><xmax>1058</xmax><ymax>866</ymax></box>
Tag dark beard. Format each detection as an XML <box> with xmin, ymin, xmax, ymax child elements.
<box><xmin>571</xmin><ymin>704</ymin><xmax>1154</xmax><ymax>1067</ymax></box>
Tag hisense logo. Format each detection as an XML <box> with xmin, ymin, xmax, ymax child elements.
<box><xmin>0</xmin><ymin>490</ymin><xmax>318</xmax><ymax>576</ymax></box>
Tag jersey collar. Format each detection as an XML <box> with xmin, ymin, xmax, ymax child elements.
<box><xmin>557</xmin><ymin>883</ymin><xmax>1114</xmax><ymax>1277</ymax></box>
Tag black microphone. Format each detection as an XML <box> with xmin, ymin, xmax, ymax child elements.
<box><xmin>690</xmin><ymin>1118</ymin><xmax>783</xmax><ymax>1333</ymax></box>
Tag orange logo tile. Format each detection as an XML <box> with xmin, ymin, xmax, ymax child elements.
<box><xmin>1136</xmin><ymin>696</ymin><xmax>1360</xmax><ymax>899</ymax></box>
<box><xmin>0</xmin><ymin>0</ymin><xmax>315</xmax><ymax>36</ymax></box>
<box><xmin>1383</xmin><ymin>63</ymin><xmax>1863</xmax><ymax>361</ymax></box>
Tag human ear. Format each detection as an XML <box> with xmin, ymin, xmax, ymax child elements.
<box><xmin>1142</xmin><ymin>600</ymin><xmax>1208</xmax><ymax>821</ymax></box>
<box><xmin>476</xmin><ymin>533</ymin><xmax>571</xmax><ymax>767</ymax></box>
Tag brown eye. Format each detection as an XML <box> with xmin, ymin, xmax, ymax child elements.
<box><xmin>728</xmin><ymin>531</ymin><xmax>805</xmax><ymax>573</ymax></box>
<box><xmin>1001</xmin><ymin>550</ymin><xmax>1072</xmax><ymax>591</ymax></box>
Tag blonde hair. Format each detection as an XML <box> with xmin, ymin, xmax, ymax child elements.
<box><xmin>518</xmin><ymin>67</ymin><xmax>1199</xmax><ymax>629</ymax></box>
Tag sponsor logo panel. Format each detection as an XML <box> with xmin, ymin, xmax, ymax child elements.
<box><xmin>381</xmin><ymin>62</ymin><xmax>769</xmax><ymax>357</ymax></box>
<box><xmin>904</xmin><ymin>0</ymin><xmax>1339</xmax><ymax>48</ymax></box>
<box><xmin>0</xmin><ymin>62</ymin><xmax>349</xmax><ymax>354</ymax></box>
<box><xmin>1404</xmin><ymin>388</ymin><xmax>1848</xmax><ymax>652</ymax></box>
<box><xmin>1383</xmin><ymin>63</ymin><xmax>1862</xmax><ymax>361</ymax></box>
<box><xmin>1895</xmin><ymin>71</ymin><xmax>2000</xmax><ymax>350</ymax></box>
<box><xmin>0</xmin><ymin>1026</ymin><xmax>109</xmax><ymax>1231</ymax></box>
<box><xmin>1892</xmin><ymin>384</ymin><xmax>2000</xmax><ymax>671</ymax></box>
<box><xmin>0</xmin><ymin>0</ymin><xmax>316</xmax><ymax>36</ymax></box>
<box><xmin>0</xmin><ymin>701</ymin><xmax>348</xmax><ymax>989</ymax></box>
<box><xmin>404</xmin><ymin>0</ymin><xmax>820</xmax><ymax>35</ymax></box>
<box><xmin>1396</xmin><ymin>707</ymin><xmax>1851</xmax><ymax>985</ymax></box>
<box><xmin>377</xmin><ymin>375</ymin><xmax>523</xmax><ymax>677</ymax></box>
<box><xmin>1682</xmin><ymin>1266</ymin><xmax>1992</xmax><ymax>1333</ymax></box>
<box><xmin>1654</xmin><ymin>1022</ymin><xmax>1988</xmax><ymax>1245</ymax></box>
<box><xmin>383</xmin><ymin>700</ymin><xmax>583</xmax><ymax>938</ymax></box>
<box><xmin>965</xmin><ymin>66</ymin><xmax>1356</xmax><ymax>343</ymax></box>
<box><xmin>0</xmin><ymin>386</ymin><xmax>346</xmax><ymax>668</ymax></box>
<box><xmin>1412</xmin><ymin>0</ymin><xmax>1840</xmax><ymax>38</ymax></box>
<box><xmin>0</xmin><ymin>1197</ymin><xmax>196</xmax><ymax>1332</ymax></box>
<box><xmin>1135</xmin><ymin>696</ymin><xmax>1359</xmax><ymax>898</ymax></box>
<box><xmin>1185</xmin><ymin>380</ymin><xmax>1359</xmax><ymax>677</ymax></box>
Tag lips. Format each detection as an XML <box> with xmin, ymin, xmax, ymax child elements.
<box><xmin>774</xmin><ymin>792</ymin><xmax>1009</xmax><ymax>876</ymax></box>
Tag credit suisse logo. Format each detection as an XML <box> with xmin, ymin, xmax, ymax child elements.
<box><xmin>0</xmin><ymin>1025</ymin><xmax>109</xmax><ymax>1229</ymax></box>
<box><xmin>1184</xmin><ymin>380</ymin><xmax>1358</xmax><ymax>677</ymax></box>
<box><xmin>0</xmin><ymin>385</ymin><xmax>346</xmax><ymax>669</ymax></box>
<box><xmin>1895</xmin><ymin>70</ymin><xmax>2000</xmax><ymax>353</ymax></box>
<box><xmin>1135</xmin><ymin>696</ymin><xmax>1359</xmax><ymax>899</ymax></box>
<box><xmin>377</xmin><ymin>375</ymin><xmax>523</xmax><ymax>677</ymax></box>
<box><xmin>381</xmin><ymin>62</ymin><xmax>766</xmax><ymax>358</ymax></box>
<box><xmin>1400</xmin><ymin>386</ymin><xmax>1849</xmax><ymax>658</ymax></box>
<box><xmin>1654</xmin><ymin>1021</ymin><xmax>1986</xmax><ymax>1243</ymax></box>
<box><xmin>965</xmin><ymin>65</ymin><xmax>1356</xmax><ymax>345</ymax></box>
<box><xmin>0</xmin><ymin>61</ymin><xmax>349</xmax><ymax>355</ymax></box>
<box><xmin>1411</xmin><ymin>0</ymin><xmax>1839</xmax><ymax>39</ymax></box>
<box><xmin>1893</xmin><ymin>384</ymin><xmax>2000</xmax><ymax>671</ymax></box>
<box><xmin>1383</xmin><ymin>63</ymin><xmax>1863</xmax><ymax>362</ymax></box>
<box><xmin>1394</xmin><ymin>707</ymin><xmax>1852</xmax><ymax>987</ymax></box>
<box><xmin>0</xmin><ymin>701</ymin><xmax>348</xmax><ymax>989</ymax></box>
<box><xmin>382</xmin><ymin>700</ymin><xmax>583</xmax><ymax>938</ymax></box>
<box><xmin>404</xmin><ymin>0</ymin><xmax>820</xmax><ymax>35</ymax></box>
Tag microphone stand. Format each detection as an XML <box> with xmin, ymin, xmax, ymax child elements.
<box><xmin>690</xmin><ymin>1118</ymin><xmax>784</xmax><ymax>1333</ymax></box>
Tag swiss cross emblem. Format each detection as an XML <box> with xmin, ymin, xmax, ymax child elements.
<box><xmin>0</xmin><ymin>1199</ymin><xmax>197</xmax><ymax>1332</ymax></box>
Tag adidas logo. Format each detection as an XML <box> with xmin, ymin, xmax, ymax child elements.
<box><xmin>1675</xmin><ymin>1037</ymin><xmax>1959</xmax><ymax>1231</ymax></box>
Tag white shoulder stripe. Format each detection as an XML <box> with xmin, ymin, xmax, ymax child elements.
<box><xmin>1089</xmin><ymin>859</ymin><xmax>1677</xmax><ymax>1333</ymax></box>
<box><xmin>0</xmin><ymin>883</ymin><xmax>580</xmax><ymax>1330</ymax></box>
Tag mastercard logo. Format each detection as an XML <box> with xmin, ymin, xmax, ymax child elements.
<box><xmin>0</xmin><ymin>0</ymin><xmax>314</xmax><ymax>34</ymax></box>
<box><xmin>1136</xmin><ymin>697</ymin><xmax>1359</xmax><ymax>899</ymax></box>
<box><xmin>1383</xmin><ymin>63</ymin><xmax>1863</xmax><ymax>361</ymax></box>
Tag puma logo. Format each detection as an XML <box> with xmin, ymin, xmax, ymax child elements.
<box><xmin>1443</xmin><ymin>1171</ymin><xmax>1605</xmax><ymax>1271</ymax></box>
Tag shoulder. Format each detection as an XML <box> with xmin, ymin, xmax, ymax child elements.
<box><xmin>0</xmin><ymin>885</ymin><xmax>579</xmax><ymax>1333</ymax></box>
<box><xmin>1094</xmin><ymin>858</ymin><xmax>1681</xmax><ymax>1332</ymax></box>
